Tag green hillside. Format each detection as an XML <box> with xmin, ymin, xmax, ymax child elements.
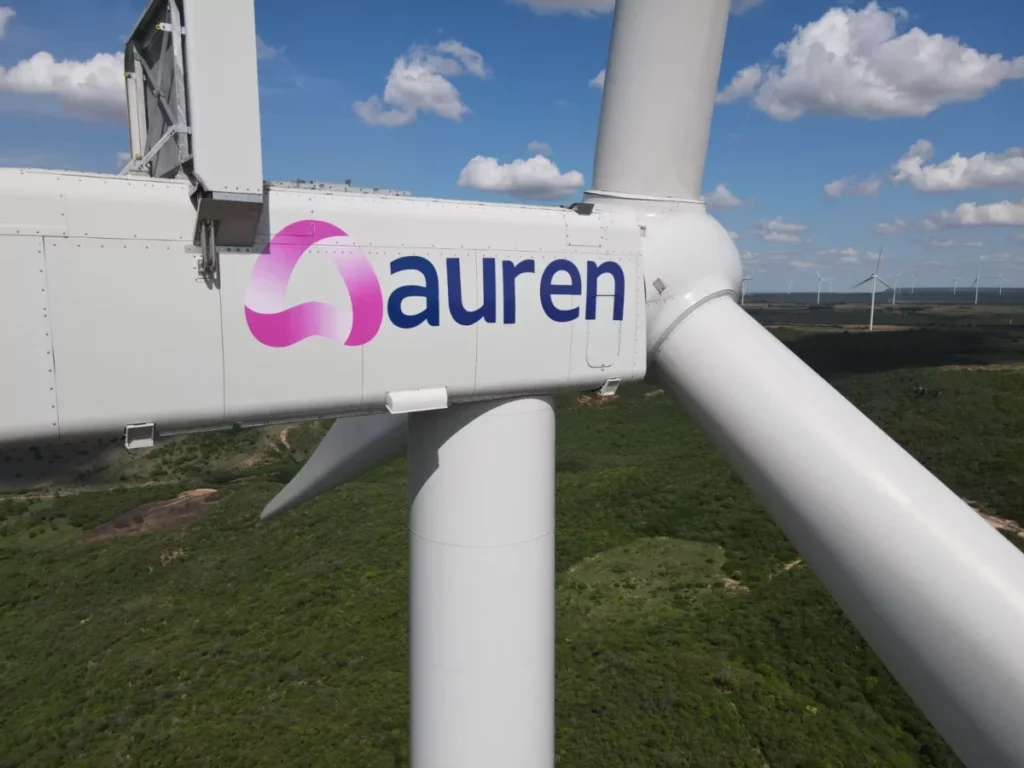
<box><xmin>2</xmin><ymin>319</ymin><xmax>1023</xmax><ymax>766</ymax></box>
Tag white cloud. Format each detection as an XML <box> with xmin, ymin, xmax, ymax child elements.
<box><xmin>855</xmin><ymin>177</ymin><xmax>883</xmax><ymax>196</ymax></box>
<box><xmin>458</xmin><ymin>154</ymin><xmax>585</xmax><ymax>199</ymax></box>
<box><xmin>741</xmin><ymin>250</ymin><xmax>759</xmax><ymax>262</ymax></box>
<box><xmin>824</xmin><ymin>178</ymin><xmax>847</xmax><ymax>198</ymax></box>
<box><xmin>731</xmin><ymin>0</ymin><xmax>765</xmax><ymax>14</ymax></box>
<box><xmin>354</xmin><ymin>40</ymin><xmax>489</xmax><ymax>127</ymax></box>
<box><xmin>929</xmin><ymin>239</ymin><xmax>984</xmax><ymax>248</ymax></box>
<box><xmin>893</xmin><ymin>139</ymin><xmax>1024</xmax><ymax>192</ymax></box>
<box><xmin>874</xmin><ymin>217</ymin><xmax>907</xmax><ymax>235</ymax></box>
<box><xmin>926</xmin><ymin>199</ymin><xmax>1024</xmax><ymax>228</ymax></box>
<box><xmin>716</xmin><ymin>64</ymin><xmax>761</xmax><ymax>104</ymax></box>
<box><xmin>589</xmin><ymin>69</ymin><xmax>605</xmax><ymax>89</ymax></box>
<box><xmin>754</xmin><ymin>217</ymin><xmax>807</xmax><ymax>244</ymax></box>
<box><xmin>716</xmin><ymin>2</ymin><xmax>1024</xmax><ymax>121</ymax></box>
<box><xmin>256</xmin><ymin>36</ymin><xmax>285</xmax><ymax>61</ymax></box>
<box><xmin>704</xmin><ymin>183</ymin><xmax>744</xmax><ymax>209</ymax></box>
<box><xmin>0</xmin><ymin>51</ymin><xmax>125</xmax><ymax>122</ymax></box>
<box><xmin>0</xmin><ymin>7</ymin><xmax>15</xmax><ymax>38</ymax></box>
<box><xmin>116</xmin><ymin>150</ymin><xmax>131</xmax><ymax>168</ymax></box>
<box><xmin>527</xmin><ymin>140</ymin><xmax>552</xmax><ymax>156</ymax></box>
<box><xmin>728</xmin><ymin>230</ymin><xmax>740</xmax><ymax>240</ymax></box>
<box><xmin>510</xmin><ymin>0</ymin><xmax>613</xmax><ymax>15</ymax></box>
<box><xmin>824</xmin><ymin>175</ymin><xmax>882</xmax><ymax>198</ymax></box>
<box><xmin>819</xmin><ymin>247</ymin><xmax>859</xmax><ymax>262</ymax></box>
<box><xmin>791</xmin><ymin>260</ymin><xmax>816</xmax><ymax>269</ymax></box>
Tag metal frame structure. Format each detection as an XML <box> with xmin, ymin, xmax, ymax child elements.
<box><xmin>2</xmin><ymin>1</ymin><xmax>1024</xmax><ymax>766</ymax></box>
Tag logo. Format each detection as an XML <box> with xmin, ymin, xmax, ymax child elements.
<box><xmin>245</xmin><ymin>219</ymin><xmax>625</xmax><ymax>349</ymax></box>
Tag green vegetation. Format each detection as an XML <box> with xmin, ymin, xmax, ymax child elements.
<box><xmin>1</xmin><ymin>304</ymin><xmax>1022</xmax><ymax>766</ymax></box>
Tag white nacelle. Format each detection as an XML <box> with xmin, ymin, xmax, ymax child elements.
<box><xmin>0</xmin><ymin>169</ymin><xmax>646</xmax><ymax>444</ymax></box>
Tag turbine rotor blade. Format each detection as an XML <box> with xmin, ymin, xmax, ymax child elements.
<box><xmin>852</xmin><ymin>276</ymin><xmax>872</xmax><ymax>289</ymax></box>
<box><xmin>875</xmin><ymin>277</ymin><xmax>893</xmax><ymax>291</ymax></box>
<box><xmin>260</xmin><ymin>413</ymin><xmax>408</xmax><ymax>519</ymax></box>
<box><xmin>653</xmin><ymin>296</ymin><xmax>1024</xmax><ymax>767</ymax></box>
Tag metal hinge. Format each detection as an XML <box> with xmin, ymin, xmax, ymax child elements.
<box><xmin>197</xmin><ymin>218</ymin><xmax>220</xmax><ymax>287</ymax></box>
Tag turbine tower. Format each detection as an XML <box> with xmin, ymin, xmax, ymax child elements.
<box><xmin>815</xmin><ymin>270</ymin><xmax>828</xmax><ymax>305</ymax></box>
<box><xmin>998</xmin><ymin>273</ymin><xmax>1006</xmax><ymax>295</ymax></box>
<box><xmin>740</xmin><ymin>275</ymin><xmax>751</xmax><ymax>305</ymax></box>
<box><xmin>853</xmin><ymin>248</ymin><xmax>892</xmax><ymax>332</ymax></box>
<box><xmin>973</xmin><ymin>269</ymin><xmax>982</xmax><ymax>306</ymax></box>
<box><xmin>1</xmin><ymin>2</ymin><xmax>1024</xmax><ymax>767</ymax></box>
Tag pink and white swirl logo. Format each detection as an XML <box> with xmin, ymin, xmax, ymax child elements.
<box><xmin>244</xmin><ymin>220</ymin><xmax>384</xmax><ymax>348</ymax></box>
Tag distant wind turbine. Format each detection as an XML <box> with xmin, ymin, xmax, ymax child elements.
<box><xmin>787</xmin><ymin>277</ymin><xmax>793</xmax><ymax>296</ymax></box>
<box><xmin>741</xmin><ymin>275</ymin><xmax>750</xmax><ymax>306</ymax></box>
<box><xmin>854</xmin><ymin>247</ymin><xmax>891</xmax><ymax>332</ymax></box>
<box><xmin>892</xmin><ymin>271</ymin><xmax>906</xmax><ymax>307</ymax></box>
<box><xmin>815</xmin><ymin>271</ymin><xmax>832</xmax><ymax>305</ymax></box>
<box><xmin>998</xmin><ymin>273</ymin><xmax>1006</xmax><ymax>296</ymax></box>
<box><xmin>944</xmin><ymin>270</ymin><xmax>963</xmax><ymax>296</ymax></box>
<box><xmin>972</xmin><ymin>268</ymin><xmax>982</xmax><ymax>306</ymax></box>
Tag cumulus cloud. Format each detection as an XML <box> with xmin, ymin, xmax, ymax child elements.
<box><xmin>791</xmin><ymin>260</ymin><xmax>817</xmax><ymax>269</ymax></box>
<box><xmin>354</xmin><ymin>40</ymin><xmax>489</xmax><ymax>127</ymax></box>
<box><xmin>893</xmin><ymin>139</ymin><xmax>1024</xmax><ymax>192</ymax></box>
<box><xmin>0</xmin><ymin>6</ymin><xmax>15</xmax><ymax>38</ymax></box>
<box><xmin>527</xmin><ymin>140</ymin><xmax>552</xmax><ymax>156</ymax></box>
<box><xmin>256</xmin><ymin>36</ymin><xmax>285</xmax><ymax>61</ymax></box>
<box><xmin>728</xmin><ymin>230</ymin><xmax>740</xmax><ymax>240</ymax></box>
<box><xmin>458</xmin><ymin>154</ymin><xmax>585</xmax><ymax>199</ymax></box>
<box><xmin>704</xmin><ymin>183</ymin><xmax>744</xmax><ymax>209</ymax></box>
<box><xmin>510</xmin><ymin>0</ymin><xmax>614</xmax><ymax>15</ymax></box>
<box><xmin>731</xmin><ymin>0</ymin><xmax>765</xmax><ymax>14</ymax></box>
<box><xmin>716</xmin><ymin>2</ymin><xmax>1024</xmax><ymax>120</ymax></box>
<box><xmin>589</xmin><ymin>69</ymin><xmax>605</xmax><ymax>89</ymax></box>
<box><xmin>929</xmin><ymin>239</ymin><xmax>983</xmax><ymax>248</ymax></box>
<box><xmin>0</xmin><ymin>50</ymin><xmax>125</xmax><ymax>122</ymax></box>
<box><xmin>754</xmin><ymin>217</ymin><xmax>807</xmax><ymax>244</ymax></box>
<box><xmin>819</xmin><ymin>247</ymin><xmax>859</xmax><ymax>263</ymax></box>
<box><xmin>874</xmin><ymin>217</ymin><xmax>907</xmax><ymax>235</ymax></box>
<box><xmin>824</xmin><ymin>176</ymin><xmax>882</xmax><ymax>198</ymax></box>
<box><xmin>926</xmin><ymin>199</ymin><xmax>1024</xmax><ymax>228</ymax></box>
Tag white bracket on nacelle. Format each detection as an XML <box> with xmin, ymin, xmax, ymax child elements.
<box><xmin>122</xmin><ymin>0</ymin><xmax>265</xmax><ymax>282</ymax></box>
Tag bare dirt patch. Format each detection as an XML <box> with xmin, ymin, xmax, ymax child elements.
<box><xmin>940</xmin><ymin>363</ymin><xmax>1024</xmax><ymax>373</ymax></box>
<box><xmin>963</xmin><ymin>498</ymin><xmax>1024</xmax><ymax>539</ymax></box>
<box><xmin>645</xmin><ymin>389</ymin><xmax>665</xmax><ymax>399</ymax></box>
<box><xmin>723</xmin><ymin>577</ymin><xmax>749</xmax><ymax>593</ymax></box>
<box><xmin>84</xmin><ymin>489</ymin><xmax>220</xmax><ymax>542</ymax></box>
<box><xmin>278</xmin><ymin>427</ymin><xmax>292</xmax><ymax>450</ymax></box>
<box><xmin>575</xmin><ymin>394</ymin><xmax>619</xmax><ymax>407</ymax></box>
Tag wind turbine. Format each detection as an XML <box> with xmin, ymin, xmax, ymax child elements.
<box><xmin>740</xmin><ymin>275</ymin><xmax>750</xmax><ymax>305</ymax></box>
<box><xmin>998</xmin><ymin>273</ymin><xmax>1006</xmax><ymax>295</ymax></box>
<box><xmin>2</xmin><ymin>1</ymin><xmax>1024</xmax><ymax>766</ymax></box>
<box><xmin>972</xmin><ymin>268</ymin><xmax>982</xmax><ymax>306</ymax></box>
<box><xmin>815</xmin><ymin>270</ymin><xmax>830</xmax><ymax>305</ymax></box>
<box><xmin>945</xmin><ymin>270</ymin><xmax>963</xmax><ymax>296</ymax></box>
<box><xmin>853</xmin><ymin>248</ymin><xmax>892</xmax><ymax>331</ymax></box>
<box><xmin>787</xmin><ymin>277</ymin><xmax>793</xmax><ymax>296</ymax></box>
<box><xmin>892</xmin><ymin>270</ymin><xmax>905</xmax><ymax>307</ymax></box>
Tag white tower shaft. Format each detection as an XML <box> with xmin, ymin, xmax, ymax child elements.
<box><xmin>408</xmin><ymin>397</ymin><xmax>556</xmax><ymax>768</ymax></box>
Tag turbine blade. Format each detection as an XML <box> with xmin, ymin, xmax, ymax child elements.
<box><xmin>852</xmin><ymin>276</ymin><xmax>872</xmax><ymax>288</ymax></box>
<box><xmin>652</xmin><ymin>296</ymin><xmax>1024</xmax><ymax>765</ymax></box>
<box><xmin>874</xmin><ymin>246</ymin><xmax>883</xmax><ymax>272</ymax></box>
<box><xmin>260</xmin><ymin>413</ymin><xmax>408</xmax><ymax>519</ymax></box>
<box><xmin>876</xmin><ymin>277</ymin><xmax>893</xmax><ymax>290</ymax></box>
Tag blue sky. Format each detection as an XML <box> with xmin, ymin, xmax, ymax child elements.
<box><xmin>0</xmin><ymin>0</ymin><xmax>1023</xmax><ymax>290</ymax></box>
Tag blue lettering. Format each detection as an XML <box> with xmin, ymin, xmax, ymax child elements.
<box><xmin>585</xmin><ymin>261</ymin><xmax>625</xmax><ymax>321</ymax></box>
<box><xmin>388</xmin><ymin>256</ymin><xmax>440</xmax><ymax>329</ymax></box>
<box><xmin>539</xmin><ymin>259</ymin><xmax>581</xmax><ymax>322</ymax></box>
<box><xmin>447</xmin><ymin>257</ymin><xmax>497</xmax><ymax>326</ymax></box>
<box><xmin>501</xmin><ymin>259</ymin><xmax>535</xmax><ymax>323</ymax></box>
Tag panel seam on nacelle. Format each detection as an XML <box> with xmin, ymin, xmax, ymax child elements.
<box><xmin>40</xmin><ymin>237</ymin><xmax>61</xmax><ymax>435</ymax></box>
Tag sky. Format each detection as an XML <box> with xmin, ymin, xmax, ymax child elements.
<box><xmin>0</xmin><ymin>0</ymin><xmax>1022</xmax><ymax>292</ymax></box>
